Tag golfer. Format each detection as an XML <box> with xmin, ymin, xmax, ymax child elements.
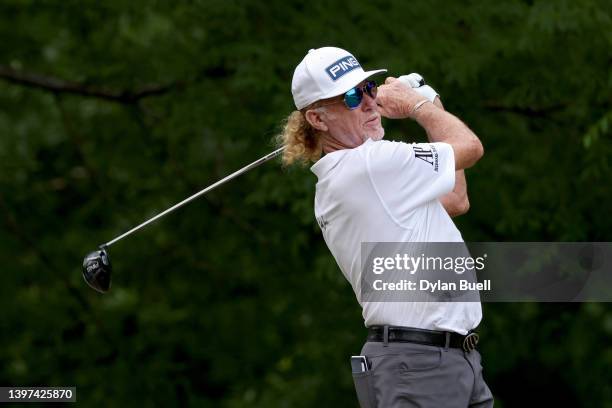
<box><xmin>278</xmin><ymin>47</ymin><xmax>493</xmax><ymax>407</ymax></box>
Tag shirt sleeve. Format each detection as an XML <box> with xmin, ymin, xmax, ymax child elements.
<box><xmin>364</xmin><ymin>140</ymin><xmax>455</xmax><ymax>225</ymax></box>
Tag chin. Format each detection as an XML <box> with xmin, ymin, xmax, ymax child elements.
<box><xmin>367</xmin><ymin>127</ymin><xmax>385</xmax><ymax>141</ymax></box>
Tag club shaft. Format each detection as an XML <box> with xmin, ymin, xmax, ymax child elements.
<box><xmin>102</xmin><ymin>147</ymin><xmax>285</xmax><ymax>248</ymax></box>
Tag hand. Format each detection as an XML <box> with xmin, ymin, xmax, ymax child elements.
<box><xmin>376</xmin><ymin>77</ymin><xmax>428</xmax><ymax>119</ymax></box>
<box><xmin>398</xmin><ymin>73</ymin><xmax>440</xmax><ymax>102</ymax></box>
<box><xmin>398</xmin><ymin>73</ymin><xmax>425</xmax><ymax>88</ymax></box>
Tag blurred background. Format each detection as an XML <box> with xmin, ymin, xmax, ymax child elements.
<box><xmin>1</xmin><ymin>0</ymin><xmax>611</xmax><ymax>406</ymax></box>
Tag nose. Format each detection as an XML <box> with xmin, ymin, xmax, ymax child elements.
<box><xmin>361</xmin><ymin>92</ymin><xmax>377</xmax><ymax>111</ymax></box>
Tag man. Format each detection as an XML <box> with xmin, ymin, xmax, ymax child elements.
<box><xmin>279</xmin><ymin>47</ymin><xmax>493</xmax><ymax>407</ymax></box>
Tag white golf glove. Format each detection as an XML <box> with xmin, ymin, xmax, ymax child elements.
<box><xmin>398</xmin><ymin>73</ymin><xmax>439</xmax><ymax>102</ymax></box>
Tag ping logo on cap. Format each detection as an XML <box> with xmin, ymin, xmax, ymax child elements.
<box><xmin>325</xmin><ymin>55</ymin><xmax>361</xmax><ymax>81</ymax></box>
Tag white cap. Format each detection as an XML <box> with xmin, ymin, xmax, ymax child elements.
<box><xmin>291</xmin><ymin>47</ymin><xmax>387</xmax><ymax>110</ymax></box>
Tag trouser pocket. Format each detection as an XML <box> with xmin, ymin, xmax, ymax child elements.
<box><xmin>352</xmin><ymin>371</ymin><xmax>376</xmax><ymax>408</ymax></box>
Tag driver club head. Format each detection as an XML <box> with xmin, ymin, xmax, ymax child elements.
<box><xmin>82</xmin><ymin>247</ymin><xmax>112</xmax><ymax>293</ymax></box>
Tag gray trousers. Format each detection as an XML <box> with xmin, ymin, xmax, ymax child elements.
<box><xmin>352</xmin><ymin>341</ymin><xmax>494</xmax><ymax>408</ymax></box>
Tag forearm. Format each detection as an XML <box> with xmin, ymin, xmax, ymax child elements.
<box><xmin>413</xmin><ymin>102</ymin><xmax>483</xmax><ymax>170</ymax></box>
<box><xmin>377</xmin><ymin>77</ymin><xmax>484</xmax><ymax>169</ymax></box>
<box><xmin>429</xmin><ymin>97</ymin><xmax>469</xmax><ymax>216</ymax></box>
<box><xmin>439</xmin><ymin>171</ymin><xmax>469</xmax><ymax>216</ymax></box>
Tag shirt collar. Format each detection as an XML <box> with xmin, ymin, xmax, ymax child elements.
<box><xmin>310</xmin><ymin>138</ymin><xmax>374</xmax><ymax>179</ymax></box>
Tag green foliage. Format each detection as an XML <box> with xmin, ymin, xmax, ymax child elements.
<box><xmin>1</xmin><ymin>0</ymin><xmax>611</xmax><ymax>406</ymax></box>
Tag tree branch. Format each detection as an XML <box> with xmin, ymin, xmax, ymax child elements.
<box><xmin>0</xmin><ymin>64</ymin><xmax>179</xmax><ymax>104</ymax></box>
<box><xmin>482</xmin><ymin>101</ymin><xmax>567</xmax><ymax>117</ymax></box>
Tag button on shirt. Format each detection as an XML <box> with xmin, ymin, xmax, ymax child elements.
<box><xmin>310</xmin><ymin>138</ymin><xmax>482</xmax><ymax>334</ymax></box>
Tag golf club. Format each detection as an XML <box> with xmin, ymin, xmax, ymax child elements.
<box><xmin>82</xmin><ymin>146</ymin><xmax>285</xmax><ymax>293</ymax></box>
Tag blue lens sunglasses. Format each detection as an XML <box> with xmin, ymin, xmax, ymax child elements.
<box><xmin>319</xmin><ymin>80</ymin><xmax>378</xmax><ymax>110</ymax></box>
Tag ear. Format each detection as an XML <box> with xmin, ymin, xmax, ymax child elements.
<box><xmin>304</xmin><ymin>108</ymin><xmax>329</xmax><ymax>132</ymax></box>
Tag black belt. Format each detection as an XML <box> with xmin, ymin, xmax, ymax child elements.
<box><xmin>367</xmin><ymin>326</ymin><xmax>480</xmax><ymax>352</ymax></box>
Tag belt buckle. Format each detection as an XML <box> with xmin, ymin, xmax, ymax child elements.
<box><xmin>462</xmin><ymin>332</ymin><xmax>479</xmax><ymax>352</ymax></box>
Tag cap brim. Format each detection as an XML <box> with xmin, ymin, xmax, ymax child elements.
<box><xmin>319</xmin><ymin>68</ymin><xmax>387</xmax><ymax>100</ymax></box>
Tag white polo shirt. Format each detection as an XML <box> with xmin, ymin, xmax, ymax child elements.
<box><xmin>311</xmin><ymin>138</ymin><xmax>482</xmax><ymax>334</ymax></box>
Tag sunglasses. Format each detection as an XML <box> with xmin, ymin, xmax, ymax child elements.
<box><xmin>320</xmin><ymin>80</ymin><xmax>378</xmax><ymax>110</ymax></box>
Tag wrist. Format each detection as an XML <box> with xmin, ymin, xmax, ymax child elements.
<box><xmin>410</xmin><ymin>99</ymin><xmax>432</xmax><ymax>119</ymax></box>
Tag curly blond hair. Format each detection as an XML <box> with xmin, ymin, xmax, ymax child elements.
<box><xmin>276</xmin><ymin>110</ymin><xmax>323</xmax><ymax>166</ymax></box>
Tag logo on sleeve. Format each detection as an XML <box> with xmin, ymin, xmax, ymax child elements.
<box><xmin>413</xmin><ymin>144</ymin><xmax>439</xmax><ymax>172</ymax></box>
<box><xmin>325</xmin><ymin>55</ymin><xmax>361</xmax><ymax>81</ymax></box>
